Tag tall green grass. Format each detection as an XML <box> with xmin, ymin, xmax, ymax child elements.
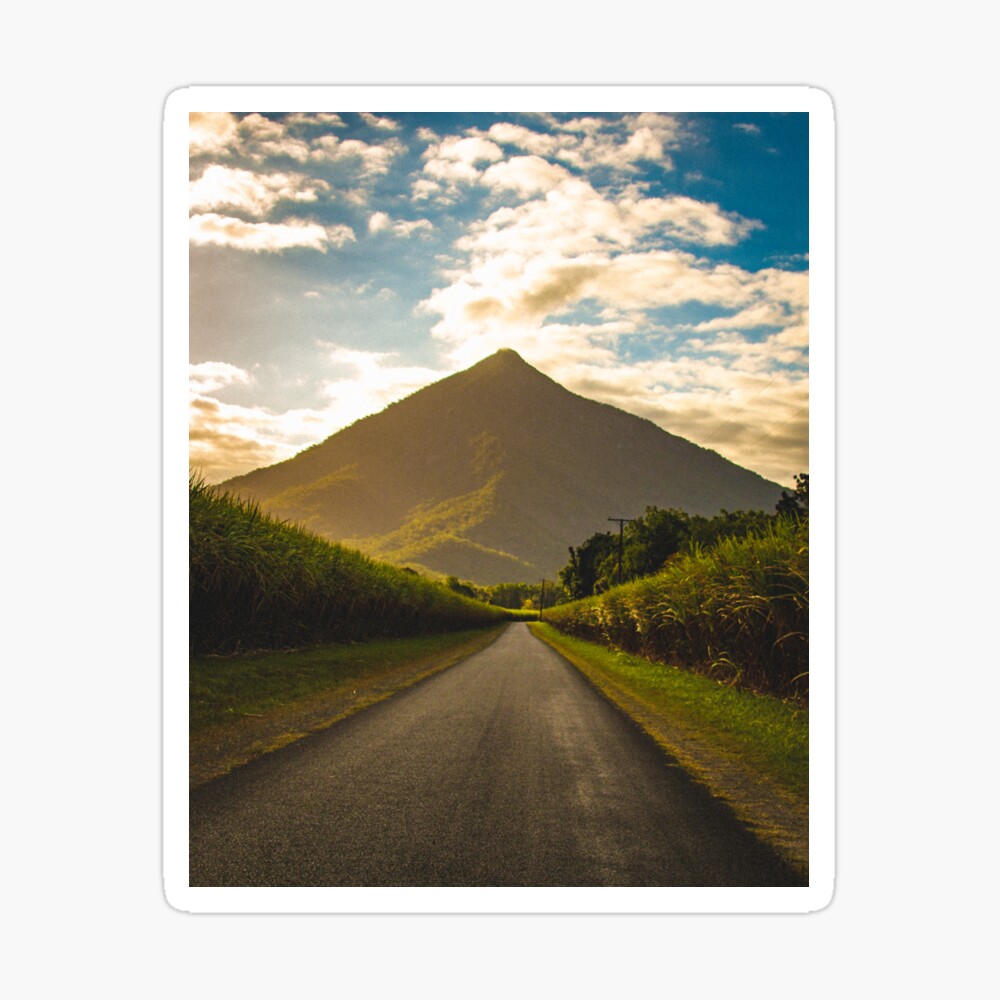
<box><xmin>190</xmin><ymin>475</ymin><xmax>510</xmax><ymax>655</ymax></box>
<box><xmin>543</xmin><ymin>517</ymin><xmax>808</xmax><ymax>699</ymax></box>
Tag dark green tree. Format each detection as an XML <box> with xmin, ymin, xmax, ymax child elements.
<box><xmin>486</xmin><ymin>582</ymin><xmax>530</xmax><ymax>609</ymax></box>
<box><xmin>444</xmin><ymin>575</ymin><xmax>478</xmax><ymax>600</ymax></box>
<box><xmin>686</xmin><ymin>508</ymin><xmax>773</xmax><ymax>549</ymax></box>
<box><xmin>776</xmin><ymin>473</ymin><xmax>809</xmax><ymax>519</ymax></box>
<box><xmin>620</xmin><ymin>507</ymin><xmax>692</xmax><ymax>579</ymax></box>
<box><xmin>559</xmin><ymin>532</ymin><xmax>616</xmax><ymax>599</ymax></box>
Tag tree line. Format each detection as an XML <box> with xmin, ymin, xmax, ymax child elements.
<box><xmin>559</xmin><ymin>473</ymin><xmax>808</xmax><ymax>599</ymax></box>
<box><xmin>444</xmin><ymin>577</ymin><xmax>570</xmax><ymax>611</ymax></box>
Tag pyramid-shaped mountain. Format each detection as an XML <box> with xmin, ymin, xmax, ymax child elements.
<box><xmin>221</xmin><ymin>349</ymin><xmax>786</xmax><ymax>584</ymax></box>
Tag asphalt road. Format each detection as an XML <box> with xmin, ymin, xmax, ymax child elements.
<box><xmin>190</xmin><ymin>622</ymin><xmax>804</xmax><ymax>886</ymax></box>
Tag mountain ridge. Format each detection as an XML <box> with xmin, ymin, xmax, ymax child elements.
<box><xmin>221</xmin><ymin>349</ymin><xmax>786</xmax><ymax>584</ymax></box>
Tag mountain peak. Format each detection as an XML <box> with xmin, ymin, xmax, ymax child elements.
<box><xmin>473</xmin><ymin>348</ymin><xmax>531</xmax><ymax>371</ymax></box>
<box><xmin>493</xmin><ymin>347</ymin><xmax>525</xmax><ymax>362</ymax></box>
<box><xmin>453</xmin><ymin>348</ymin><xmax>549</xmax><ymax>393</ymax></box>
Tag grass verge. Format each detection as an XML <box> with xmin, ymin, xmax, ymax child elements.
<box><xmin>190</xmin><ymin>624</ymin><xmax>507</xmax><ymax>788</ymax></box>
<box><xmin>529</xmin><ymin>622</ymin><xmax>809</xmax><ymax>879</ymax></box>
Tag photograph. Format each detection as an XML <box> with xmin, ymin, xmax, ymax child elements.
<box><xmin>166</xmin><ymin>87</ymin><xmax>834</xmax><ymax>912</ymax></box>
<box><xmin>13</xmin><ymin>2</ymin><xmax>996</xmax><ymax>988</ymax></box>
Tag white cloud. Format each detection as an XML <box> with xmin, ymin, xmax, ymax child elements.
<box><xmin>309</xmin><ymin>134</ymin><xmax>404</xmax><ymax>174</ymax></box>
<box><xmin>540</xmin><ymin>113</ymin><xmax>607</xmax><ymax>135</ymax></box>
<box><xmin>189</xmin><ymin>112</ymin><xmax>239</xmax><ymax>155</ymax></box>
<box><xmin>194</xmin><ymin>114</ymin><xmax>404</xmax><ymax>174</ymax></box>
<box><xmin>457</xmin><ymin>176</ymin><xmax>637</xmax><ymax>257</ymax></box>
<box><xmin>482</xmin><ymin>114</ymin><xmax>682</xmax><ymax>176</ymax></box>
<box><xmin>624</xmin><ymin>194</ymin><xmax>764</xmax><ymax>245</ymax></box>
<box><xmin>630</xmin><ymin>112</ymin><xmax>683</xmax><ymax>140</ymax></box>
<box><xmin>189</xmin><ymin>394</ymin><xmax>332</xmax><ymax>484</ymax></box>
<box><xmin>423</xmin><ymin>158</ymin><xmax>482</xmax><ymax>185</ymax></box>
<box><xmin>285</xmin><ymin>112</ymin><xmax>346</xmax><ymax>128</ymax></box>
<box><xmin>686</xmin><ymin>328</ymin><xmax>809</xmax><ymax>372</ymax></box>
<box><xmin>189</xmin><ymin>165</ymin><xmax>329</xmax><ymax>216</ymax></box>
<box><xmin>424</xmin><ymin>244</ymin><xmax>739</xmax><ymax>354</ymax></box>
<box><xmin>455</xmin><ymin>176</ymin><xmax>761</xmax><ymax>267</ymax></box>
<box><xmin>687</xmin><ymin>299</ymin><xmax>799</xmax><ymax>333</ymax></box>
<box><xmin>412</xmin><ymin>177</ymin><xmax>446</xmax><ymax>202</ymax></box>
<box><xmin>368</xmin><ymin>210</ymin><xmax>433</xmax><ymax>237</ymax></box>
<box><xmin>535</xmin><ymin>112</ymin><xmax>683</xmax><ymax>172</ymax></box>
<box><xmin>429</xmin><ymin>135</ymin><xmax>504</xmax><ymax>167</ymax></box>
<box><xmin>734</xmin><ymin>122</ymin><xmax>762</xmax><ymax>134</ymax></box>
<box><xmin>368</xmin><ymin>211</ymin><xmax>391</xmax><ymax>234</ymax></box>
<box><xmin>239</xmin><ymin>113</ymin><xmax>311</xmax><ymax>162</ymax></box>
<box><xmin>420</xmin><ymin>135</ymin><xmax>504</xmax><ymax>195</ymax></box>
<box><xmin>189</xmin><ymin>361</ymin><xmax>253</xmax><ymax>394</ymax></box>
<box><xmin>324</xmin><ymin>224</ymin><xmax>357</xmax><ymax>247</ymax></box>
<box><xmin>395</xmin><ymin>218</ymin><xmax>433</xmax><ymax>237</ymax></box>
<box><xmin>480</xmin><ymin>155</ymin><xmax>572</xmax><ymax>195</ymax></box>
<box><xmin>360</xmin><ymin>112</ymin><xmax>400</xmax><ymax>131</ymax></box>
<box><xmin>485</xmin><ymin>123</ymin><xmax>562</xmax><ymax>158</ymax></box>
<box><xmin>189</xmin><ymin>213</ymin><xmax>349</xmax><ymax>252</ymax></box>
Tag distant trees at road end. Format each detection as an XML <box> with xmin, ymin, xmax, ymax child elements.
<box><xmin>445</xmin><ymin>577</ymin><xmax>570</xmax><ymax>611</ymax></box>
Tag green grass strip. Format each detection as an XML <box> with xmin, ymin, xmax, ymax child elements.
<box><xmin>531</xmin><ymin>622</ymin><xmax>807</xmax><ymax>795</ymax></box>
<box><xmin>191</xmin><ymin>626</ymin><xmax>505</xmax><ymax>731</ymax></box>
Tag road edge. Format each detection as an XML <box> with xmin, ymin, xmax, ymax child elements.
<box><xmin>528</xmin><ymin>621</ymin><xmax>808</xmax><ymax>881</ymax></box>
<box><xmin>190</xmin><ymin>624</ymin><xmax>510</xmax><ymax>789</ymax></box>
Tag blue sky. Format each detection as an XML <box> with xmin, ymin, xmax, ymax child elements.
<box><xmin>189</xmin><ymin>110</ymin><xmax>809</xmax><ymax>485</ymax></box>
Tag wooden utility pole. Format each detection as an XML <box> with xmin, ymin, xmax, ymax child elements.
<box><xmin>608</xmin><ymin>517</ymin><xmax>634</xmax><ymax>585</ymax></box>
